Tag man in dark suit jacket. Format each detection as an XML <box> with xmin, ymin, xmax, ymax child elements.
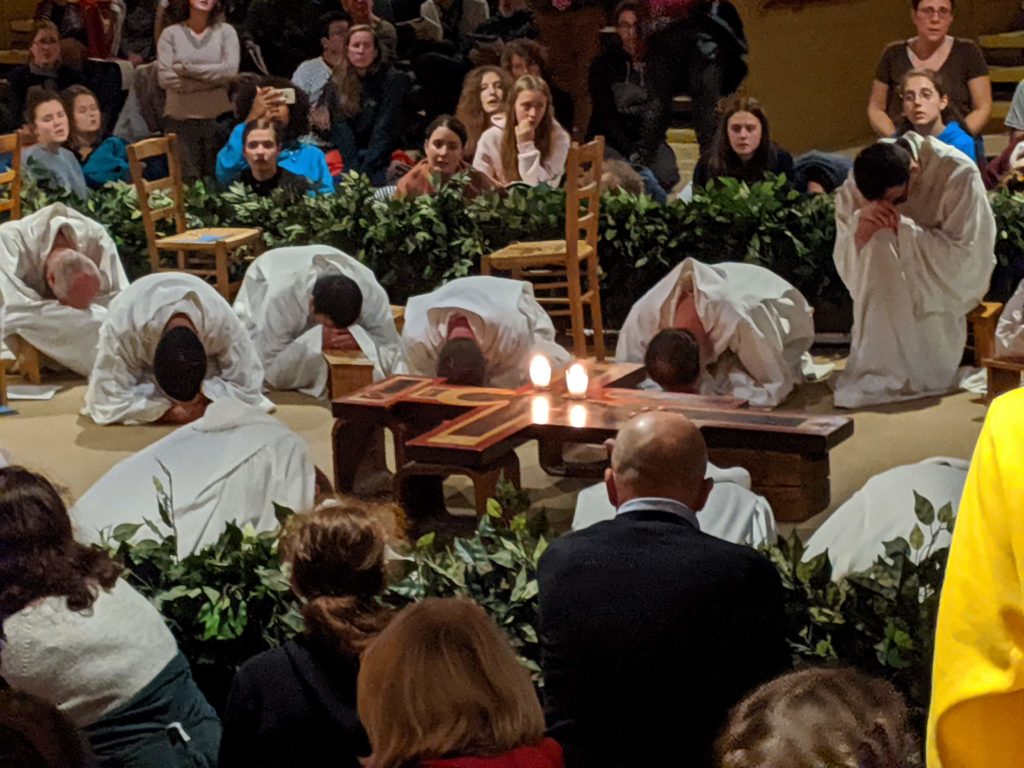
<box><xmin>537</xmin><ymin>411</ymin><xmax>789</xmax><ymax>768</ymax></box>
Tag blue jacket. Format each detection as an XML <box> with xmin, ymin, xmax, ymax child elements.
<box><xmin>78</xmin><ymin>136</ymin><xmax>131</xmax><ymax>188</ymax></box>
<box><xmin>937</xmin><ymin>121</ymin><xmax>979</xmax><ymax>164</ymax></box>
<box><xmin>216</xmin><ymin>123</ymin><xmax>334</xmax><ymax>194</ymax></box>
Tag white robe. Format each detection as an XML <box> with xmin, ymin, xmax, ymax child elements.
<box><xmin>83</xmin><ymin>272</ymin><xmax>272</xmax><ymax>425</ymax></box>
<box><xmin>403</xmin><ymin>276</ymin><xmax>571</xmax><ymax>388</ymax></box>
<box><xmin>832</xmin><ymin>133</ymin><xmax>996</xmax><ymax>408</ymax></box>
<box><xmin>615</xmin><ymin>258</ymin><xmax>815</xmax><ymax>407</ymax></box>
<box><xmin>572</xmin><ymin>463</ymin><xmax>777</xmax><ymax>548</ymax></box>
<box><xmin>996</xmin><ymin>279</ymin><xmax>1024</xmax><ymax>358</ymax></box>
<box><xmin>0</xmin><ymin>203</ymin><xmax>129</xmax><ymax>375</ymax></box>
<box><xmin>233</xmin><ymin>245</ymin><xmax>405</xmax><ymax>397</ymax></box>
<box><xmin>71</xmin><ymin>399</ymin><xmax>314</xmax><ymax>557</ymax></box>
<box><xmin>802</xmin><ymin>457</ymin><xmax>969</xmax><ymax>580</ymax></box>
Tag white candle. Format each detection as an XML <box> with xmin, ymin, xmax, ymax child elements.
<box><xmin>531</xmin><ymin>395</ymin><xmax>550</xmax><ymax>425</ymax></box>
<box><xmin>529</xmin><ymin>354</ymin><xmax>552</xmax><ymax>389</ymax></box>
<box><xmin>569</xmin><ymin>403</ymin><xmax>587</xmax><ymax>428</ymax></box>
<box><xmin>566</xmin><ymin>362</ymin><xmax>589</xmax><ymax>399</ymax></box>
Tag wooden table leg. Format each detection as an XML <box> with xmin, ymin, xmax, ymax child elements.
<box><xmin>988</xmin><ymin>366</ymin><xmax>1021</xmax><ymax>401</ymax></box>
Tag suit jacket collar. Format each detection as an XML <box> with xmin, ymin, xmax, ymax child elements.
<box><xmin>616</xmin><ymin>497</ymin><xmax>700</xmax><ymax>530</ymax></box>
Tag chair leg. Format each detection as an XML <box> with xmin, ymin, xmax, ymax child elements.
<box><xmin>481</xmin><ymin>255</ymin><xmax>492</xmax><ymax>276</ymax></box>
<box><xmin>988</xmin><ymin>366</ymin><xmax>1021</xmax><ymax>401</ymax></box>
<box><xmin>566</xmin><ymin>260</ymin><xmax>586</xmax><ymax>358</ymax></box>
<box><xmin>215</xmin><ymin>243</ymin><xmax>231</xmax><ymax>300</ymax></box>
<box><xmin>0</xmin><ymin>360</ymin><xmax>9</xmax><ymax>406</ymax></box>
<box><xmin>587</xmin><ymin>252</ymin><xmax>606</xmax><ymax>361</ymax></box>
<box><xmin>13</xmin><ymin>337</ymin><xmax>41</xmax><ymax>384</ymax></box>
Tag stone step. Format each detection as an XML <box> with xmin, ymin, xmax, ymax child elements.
<box><xmin>990</xmin><ymin>65</ymin><xmax>1024</xmax><ymax>84</ymax></box>
<box><xmin>981</xmin><ymin>30</ymin><xmax>1024</xmax><ymax>49</ymax></box>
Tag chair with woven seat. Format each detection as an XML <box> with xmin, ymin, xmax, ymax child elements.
<box><xmin>127</xmin><ymin>134</ymin><xmax>262</xmax><ymax>300</ymax></box>
<box><xmin>0</xmin><ymin>131</ymin><xmax>22</xmax><ymax>221</ymax></box>
<box><xmin>482</xmin><ymin>136</ymin><xmax>606</xmax><ymax>360</ymax></box>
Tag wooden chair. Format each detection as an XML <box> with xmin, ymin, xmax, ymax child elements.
<box><xmin>11</xmin><ymin>336</ymin><xmax>41</xmax><ymax>385</ymax></box>
<box><xmin>0</xmin><ymin>132</ymin><xmax>22</xmax><ymax>221</ymax></box>
<box><xmin>967</xmin><ymin>302</ymin><xmax>1003</xmax><ymax>366</ymax></box>
<box><xmin>127</xmin><ymin>134</ymin><xmax>262</xmax><ymax>300</ymax></box>
<box><xmin>323</xmin><ymin>305</ymin><xmax>407</xmax><ymax>399</ymax></box>
<box><xmin>482</xmin><ymin>136</ymin><xmax>606</xmax><ymax>360</ymax></box>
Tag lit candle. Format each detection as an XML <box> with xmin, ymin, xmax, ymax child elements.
<box><xmin>531</xmin><ymin>395</ymin><xmax>550</xmax><ymax>425</ymax></box>
<box><xmin>529</xmin><ymin>354</ymin><xmax>552</xmax><ymax>389</ymax></box>
<box><xmin>569</xmin><ymin>402</ymin><xmax>587</xmax><ymax>428</ymax></box>
<box><xmin>565</xmin><ymin>362</ymin><xmax>589</xmax><ymax>399</ymax></box>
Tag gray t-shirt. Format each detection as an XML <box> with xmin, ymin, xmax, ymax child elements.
<box><xmin>1006</xmin><ymin>80</ymin><xmax>1024</xmax><ymax>131</ymax></box>
<box><xmin>22</xmin><ymin>145</ymin><xmax>89</xmax><ymax>200</ymax></box>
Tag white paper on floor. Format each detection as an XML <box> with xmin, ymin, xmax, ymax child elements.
<box><xmin>7</xmin><ymin>385</ymin><xmax>61</xmax><ymax>401</ymax></box>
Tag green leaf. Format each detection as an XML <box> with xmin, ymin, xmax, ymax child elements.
<box><xmin>908</xmin><ymin>525</ymin><xmax>925</xmax><ymax>551</ymax></box>
<box><xmin>486</xmin><ymin>498</ymin><xmax>503</xmax><ymax>519</ymax></box>
<box><xmin>913</xmin><ymin>492</ymin><xmax>936</xmax><ymax>525</ymax></box>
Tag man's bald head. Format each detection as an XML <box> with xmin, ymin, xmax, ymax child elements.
<box><xmin>607</xmin><ymin>411</ymin><xmax>712</xmax><ymax>511</ymax></box>
<box><xmin>45</xmin><ymin>248</ymin><xmax>101</xmax><ymax>310</ymax></box>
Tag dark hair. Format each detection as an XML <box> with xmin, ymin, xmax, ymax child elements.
<box><xmin>153</xmin><ymin>326</ymin><xmax>207</xmax><ymax>402</ymax></box>
<box><xmin>853</xmin><ymin>142</ymin><xmax>912</xmax><ymax>201</ymax></box>
<box><xmin>232</xmin><ymin>76</ymin><xmax>311</xmax><ymax>147</ymax></box>
<box><xmin>312</xmin><ymin>273</ymin><xmax>363</xmax><ymax>328</ymax></box>
<box><xmin>23</xmin><ymin>86</ymin><xmax>63</xmax><ymax>126</ymax></box>
<box><xmin>280</xmin><ymin>503</ymin><xmax>392</xmax><ymax>658</ymax></box>
<box><xmin>0</xmin><ymin>467</ymin><xmax>121</xmax><ymax>621</ymax></box>
<box><xmin>425</xmin><ymin>114</ymin><xmax>468</xmax><ymax>146</ymax></box>
<box><xmin>612</xmin><ymin>0</ymin><xmax>646</xmax><ymax>25</ymax></box>
<box><xmin>911</xmin><ymin>0</ymin><xmax>952</xmax><ymax>10</ymax></box>
<box><xmin>706</xmin><ymin>94</ymin><xmax>777</xmax><ymax>184</ymax></box>
<box><xmin>0</xmin><ymin>690</ymin><xmax>92</xmax><ymax>768</ymax></box>
<box><xmin>61</xmin><ymin>84</ymin><xmax>104</xmax><ymax>152</ymax></box>
<box><xmin>645</xmin><ymin>329</ymin><xmax>700</xmax><ymax>392</ymax></box>
<box><xmin>437</xmin><ymin>338</ymin><xmax>487</xmax><ymax>386</ymax></box>
<box><xmin>319</xmin><ymin>9</ymin><xmax>352</xmax><ymax>36</ymax></box>
<box><xmin>165</xmin><ymin>0</ymin><xmax>225</xmax><ymax>24</ymax></box>
<box><xmin>242</xmin><ymin>118</ymin><xmax>284</xmax><ymax>147</ymax></box>
<box><xmin>600</xmin><ymin>158</ymin><xmax>644</xmax><ymax>195</ymax></box>
<box><xmin>500</xmin><ymin>38</ymin><xmax>550</xmax><ymax>77</ymax></box>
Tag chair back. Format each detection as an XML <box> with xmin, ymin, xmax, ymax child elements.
<box><xmin>127</xmin><ymin>134</ymin><xmax>188</xmax><ymax>272</ymax></box>
<box><xmin>564</xmin><ymin>136</ymin><xmax>604</xmax><ymax>257</ymax></box>
<box><xmin>0</xmin><ymin>132</ymin><xmax>22</xmax><ymax>221</ymax></box>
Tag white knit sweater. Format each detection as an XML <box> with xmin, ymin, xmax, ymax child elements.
<box><xmin>472</xmin><ymin>121</ymin><xmax>571</xmax><ymax>187</ymax></box>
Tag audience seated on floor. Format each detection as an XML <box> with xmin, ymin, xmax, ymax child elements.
<box><xmin>71</xmin><ymin>398</ymin><xmax>316</xmax><ymax>556</ymax></box>
<box><xmin>402</xmin><ymin>275</ymin><xmax>570</xmax><ymax>388</ymax></box>
<box><xmin>471</xmin><ymin>0</ymin><xmax>537</xmax><ymax>45</ymax></box>
<box><xmin>691</xmin><ymin>94</ymin><xmax>793</xmax><ymax>189</ymax></box>
<box><xmin>0</xmin><ymin>203</ymin><xmax>129</xmax><ymax>377</ymax></box>
<box><xmin>22</xmin><ymin>87</ymin><xmax>90</xmax><ymax>200</ymax></box>
<box><xmin>84</xmin><ymin>272</ymin><xmax>272</xmax><ymax>425</ymax></box>
<box><xmin>454</xmin><ymin>65</ymin><xmax>512</xmax><ymax>160</ymax></box>
<box><xmin>500</xmin><ymin>39</ymin><xmax>573</xmax><ymax>134</ymax></box>
<box><xmin>716</xmin><ymin>667</ymin><xmax>914</xmax><ymax>768</ymax></box>
<box><xmin>792</xmin><ymin>150</ymin><xmax>852</xmax><ymax>195</ymax></box>
<box><xmin>408</xmin><ymin>0</ymin><xmax>488</xmax><ymax>120</ymax></box>
<box><xmin>237</xmin><ymin>118</ymin><xmax>316</xmax><ymax>196</ymax></box>
<box><xmin>340</xmin><ymin>0</ymin><xmax>397</xmax><ymax>64</ymax></box>
<box><xmin>219</xmin><ymin>502</ymin><xmax>393</xmax><ymax>768</ymax></box>
<box><xmin>538</xmin><ymin>412</ymin><xmax>788</xmax><ymax>768</ymax></box>
<box><xmin>6</xmin><ymin>21</ymin><xmax>84</xmax><ymax>126</ymax></box>
<box><xmin>397</xmin><ymin>115</ymin><xmax>499</xmax><ymax>199</ymax></box>
<box><xmin>239</xmin><ymin>0</ymin><xmax>322</xmax><ymax>80</ymax></box>
<box><xmin>120</xmin><ymin>0</ymin><xmax>160</xmax><ymax>63</ymax></box>
<box><xmin>233</xmin><ymin>244</ymin><xmax>405</xmax><ymax>396</ymax></box>
<box><xmin>472</xmin><ymin>74</ymin><xmax>570</xmax><ymax>187</ymax></box>
<box><xmin>803</xmin><ymin>457</ymin><xmax>968</xmax><ymax>580</ymax></box>
<box><xmin>358</xmin><ymin>597</ymin><xmax>564</xmax><ymax>768</ymax></box>
<box><xmin>616</xmin><ymin>258</ymin><xmax>815</xmax><ymax>407</ymax></box>
<box><xmin>832</xmin><ymin>135</ymin><xmax>995</xmax><ymax>407</ymax></box>
<box><xmin>216</xmin><ymin>76</ymin><xmax>333</xmax><ymax>194</ymax></box>
<box><xmin>898</xmin><ymin>69</ymin><xmax>977</xmax><ymax>163</ymax></box>
<box><xmin>0</xmin><ymin>467</ymin><xmax>221</xmax><ymax>767</ymax></box>
<box><xmin>599</xmin><ymin>157</ymin><xmax>647</xmax><ymax>197</ymax></box>
<box><xmin>293</xmin><ymin>10</ymin><xmax>352</xmax><ymax>150</ymax></box>
<box><xmin>327</xmin><ymin>25</ymin><xmax>412</xmax><ymax>186</ymax></box>
<box><xmin>0</xmin><ymin>689</ymin><xmax>93</xmax><ymax>768</ymax></box>
<box><xmin>63</xmin><ymin>84</ymin><xmax>132</xmax><ymax>187</ymax></box>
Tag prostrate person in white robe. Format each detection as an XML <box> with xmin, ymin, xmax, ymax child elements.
<box><xmin>803</xmin><ymin>457</ymin><xmax>969</xmax><ymax>580</ymax></box>
<box><xmin>573</xmin><ymin>462</ymin><xmax>777</xmax><ymax>548</ymax></box>
<box><xmin>402</xmin><ymin>276</ymin><xmax>570</xmax><ymax>387</ymax></box>
<box><xmin>832</xmin><ymin>134</ymin><xmax>996</xmax><ymax>408</ymax></box>
<box><xmin>233</xmin><ymin>245</ymin><xmax>406</xmax><ymax>397</ymax></box>
<box><xmin>71</xmin><ymin>399</ymin><xmax>315</xmax><ymax>557</ymax></box>
<box><xmin>615</xmin><ymin>258</ymin><xmax>815</xmax><ymax>407</ymax></box>
<box><xmin>0</xmin><ymin>203</ymin><xmax>129</xmax><ymax>375</ymax></box>
<box><xmin>84</xmin><ymin>272</ymin><xmax>272</xmax><ymax>425</ymax></box>
<box><xmin>995</xmin><ymin>279</ymin><xmax>1024</xmax><ymax>357</ymax></box>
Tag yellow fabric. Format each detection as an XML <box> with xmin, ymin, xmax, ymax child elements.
<box><xmin>927</xmin><ymin>388</ymin><xmax>1024</xmax><ymax>767</ymax></box>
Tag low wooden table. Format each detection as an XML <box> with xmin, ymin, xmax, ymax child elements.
<box><xmin>332</xmin><ymin>364</ymin><xmax>854</xmax><ymax>521</ymax></box>
<box><xmin>983</xmin><ymin>355</ymin><xmax>1024</xmax><ymax>400</ymax></box>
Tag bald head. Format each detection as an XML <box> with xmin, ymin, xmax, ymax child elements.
<box><xmin>608</xmin><ymin>411</ymin><xmax>711</xmax><ymax>510</ymax></box>
<box><xmin>45</xmin><ymin>248</ymin><xmax>101</xmax><ymax>310</ymax></box>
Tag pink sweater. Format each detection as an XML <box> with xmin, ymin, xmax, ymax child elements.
<box><xmin>472</xmin><ymin>121</ymin><xmax>571</xmax><ymax>187</ymax></box>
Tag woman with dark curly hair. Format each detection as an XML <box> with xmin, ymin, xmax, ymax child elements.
<box><xmin>0</xmin><ymin>466</ymin><xmax>220</xmax><ymax>767</ymax></box>
<box><xmin>215</xmin><ymin>74</ymin><xmax>333</xmax><ymax>193</ymax></box>
<box><xmin>218</xmin><ymin>501</ymin><xmax>394</xmax><ymax>768</ymax></box>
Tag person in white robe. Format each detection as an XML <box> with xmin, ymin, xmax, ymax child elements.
<box><xmin>615</xmin><ymin>258</ymin><xmax>815</xmax><ymax>407</ymax></box>
<box><xmin>84</xmin><ymin>272</ymin><xmax>272</xmax><ymax>425</ymax></box>
<box><xmin>232</xmin><ymin>245</ymin><xmax>405</xmax><ymax>397</ymax></box>
<box><xmin>802</xmin><ymin>457</ymin><xmax>969</xmax><ymax>580</ymax></box>
<box><xmin>573</xmin><ymin>463</ymin><xmax>777</xmax><ymax>548</ymax></box>
<box><xmin>995</xmin><ymin>279</ymin><xmax>1024</xmax><ymax>358</ymax></box>
<box><xmin>832</xmin><ymin>134</ymin><xmax>996</xmax><ymax>408</ymax></box>
<box><xmin>0</xmin><ymin>203</ymin><xmax>129</xmax><ymax>375</ymax></box>
<box><xmin>71</xmin><ymin>399</ymin><xmax>315</xmax><ymax>557</ymax></box>
<box><xmin>403</xmin><ymin>276</ymin><xmax>570</xmax><ymax>388</ymax></box>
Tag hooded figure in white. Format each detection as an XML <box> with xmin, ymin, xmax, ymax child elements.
<box><xmin>84</xmin><ymin>272</ymin><xmax>272</xmax><ymax>425</ymax></box>
<box><xmin>832</xmin><ymin>134</ymin><xmax>996</xmax><ymax>408</ymax></box>
<box><xmin>996</xmin><ymin>279</ymin><xmax>1024</xmax><ymax>358</ymax></box>
<box><xmin>615</xmin><ymin>258</ymin><xmax>815</xmax><ymax>407</ymax></box>
<box><xmin>233</xmin><ymin>245</ymin><xmax>405</xmax><ymax>397</ymax></box>
<box><xmin>71</xmin><ymin>399</ymin><xmax>315</xmax><ymax>557</ymax></box>
<box><xmin>0</xmin><ymin>203</ymin><xmax>129</xmax><ymax>375</ymax></box>
<box><xmin>402</xmin><ymin>276</ymin><xmax>571</xmax><ymax>387</ymax></box>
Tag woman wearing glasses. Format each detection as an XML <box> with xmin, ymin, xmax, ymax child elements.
<box><xmin>868</xmin><ymin>0</ymin><xmax>990</xmax><ymax>141</ymax></box>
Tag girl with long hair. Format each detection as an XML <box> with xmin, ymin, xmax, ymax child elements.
<box><xmin>691</xmin><ymin>94</ymin><xmax>793</xmax><ymax>188</ymax></box>
<box><xmin>898</xmin><ymin>68</ymin><xmax>977</xmax><ymax>163</ymax></box>
<box><xmin>472</xmin><ymin>74</ymin><xmax>570</xmax><ymax>187</ymax></box>
<box><xmin>455</xmin><ymin>65</ymin><xmax>512</xmax><ymax>159</ymax></box>
<box><xmin>397</xmin><ymin>114</ymin><xmax>498</xmax><ymax>199</ymax></box>
<box><xmin>62</xmin><ymin>84</ymin><xmax>132</xmax><ymax>187</ymax></box>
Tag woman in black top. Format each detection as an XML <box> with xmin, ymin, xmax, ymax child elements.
<box><xmin>691</xmin><ymin>94</ymin><xmax>793</xmax><ymax>188</ymax></box>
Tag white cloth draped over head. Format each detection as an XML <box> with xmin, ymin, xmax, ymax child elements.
<box><xmin>996</xmin><ymin>279</ymin><xmax>1024</xmax><ymax>358</ymax></box>
<box><xmin>232</xmin><ymin>245</ymin><xmax>406</xmax><ymax>397</ymax></box>
<box><xmin>83</xmin><ymin>272</ymin><xmax>273</xmax><ymax>425</ymax></box>
<box><xmin>402</xmin><ymin>276</ymin><xmax>571</xmax><ymax>388</ymax></box>
<box><xmin>802</xmin><ymin>457</ymin><xmax>969</xmax><ymax>580</ymax></box>
<box><xmin>615</xmin><ymin>258</ymin><xmax>815</xmax><ymax>407</ymax></box>
<box><xmin>572</xmin><ymin>463</ymin><xmax>777</xmax><ymax>548</ymax></box>
<box><xmin>71</xmin><ymin>399</ymin><xmax>315</xmax><ymax>558</ymax></box>
<box><xmin>832</xmin><ymin>133</ymin><xmax>996</xmax><ymax>408</ymax></box>
<box><xmin>0</xmin><ymin>203</ymin><xmax>129</xmax><ymax>375</ymax></box>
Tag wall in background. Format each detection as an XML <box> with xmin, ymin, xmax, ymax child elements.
<box><xmin>0</xmin><ymin>0</ymin><xmax>37</xmax><ymax>50</ymax></box>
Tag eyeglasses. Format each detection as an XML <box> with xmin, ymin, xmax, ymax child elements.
<box><xmin>916</xmin><ymin>6</ymin><xmax>952</xmax><ymax>18</ymax></box>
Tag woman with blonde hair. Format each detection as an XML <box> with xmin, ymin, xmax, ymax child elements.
<box><xmin>472</xmin><ymin>74</ymin><xmax>570</xmax><ymax>187</ymax></box>
<box><xmin>455</xmin><ymin>65</ymin><xmax>512</xmax><ymax>159</ymax></box>
<box><xmin>219</xmin><ymin>501</ymin><xmax>394</xmax><ymax>768</ymax></box>
<box><xmin>358</xmin><ymin>597</ymin><xmax>564</xmax><ymax>768</ymax></box>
